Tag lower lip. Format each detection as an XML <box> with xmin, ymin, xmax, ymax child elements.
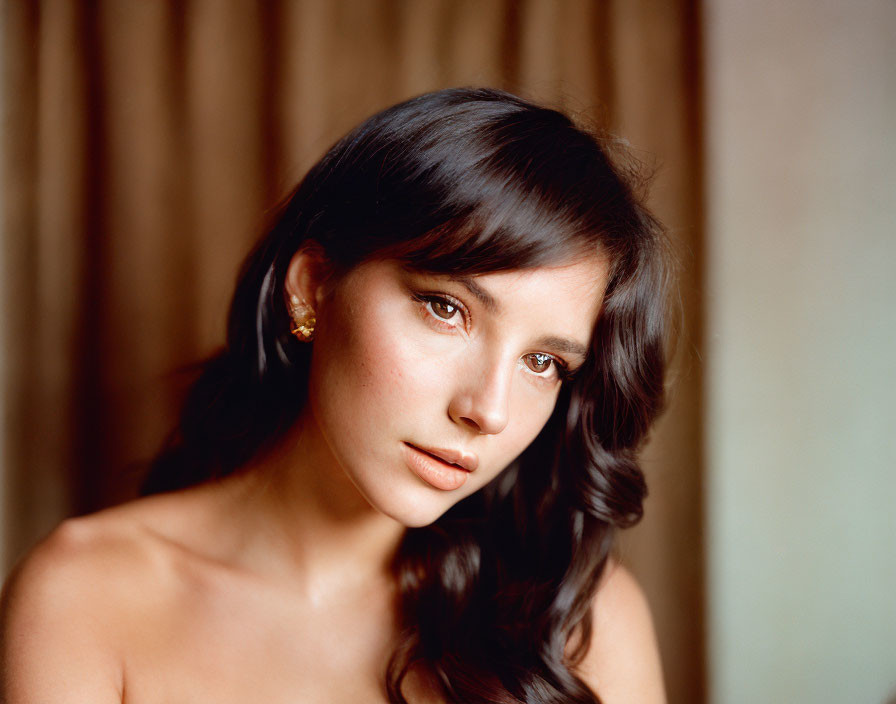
<box><xmin>402</xmin><ymin>443</ymin><xmax>469</xmax><ymax>491</ymax></box>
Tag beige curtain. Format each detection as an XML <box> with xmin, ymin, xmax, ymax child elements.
<box><xmin>2</xmin><ymin>1</ymin><xmax>703</xmax><ymax>701</ymax></box>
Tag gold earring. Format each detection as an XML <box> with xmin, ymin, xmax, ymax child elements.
<box><xmin>288</xmin><ymin>293</ymin><xmax>316</xmax><ymax>341</ymax></box>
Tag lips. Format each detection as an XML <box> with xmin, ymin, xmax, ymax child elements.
<box><xmin>402</xmin><ymin>442</ymin><xmax>478</xmax><ymax>491</ymax></box>
<box><xmin>408</xmin><ymin>444</ymin><xmax>479</xmax><ymax>472</ymax></box>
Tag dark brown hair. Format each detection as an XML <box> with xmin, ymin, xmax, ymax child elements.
<box><xmin>143</xmin><ymin>87</ymin><xmax>671</xmax><ymax>703</ymax></box>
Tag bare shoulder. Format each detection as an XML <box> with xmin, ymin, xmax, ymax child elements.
<box><xmin>574</xmin><ymin>559</ymin><xmax>667</xmax><ymax>704</ymax></box>
<box><xmin>0</xmin><ymin>501</ymin><xmax>180</xmax><ymax>702</ymax></box>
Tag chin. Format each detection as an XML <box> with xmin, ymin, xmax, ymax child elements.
<box><xmin>379</xmin><ymin>499</ymin><xmax>452</xmax><ymax>528</ymax></box>
<box><xmin>367</xmin><ymin>484</ymin><xmax>463</xmax><ymax>528</ymax></box>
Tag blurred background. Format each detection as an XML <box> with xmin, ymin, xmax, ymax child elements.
<box><xmin>1</xmin><ymin>1</ymin><xmax>893</xmax><ymax>702</ymax></box>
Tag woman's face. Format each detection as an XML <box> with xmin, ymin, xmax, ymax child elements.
<box><xmin>299</xmin><ymin>256</ymin><xmax>608</xmax><ymax>527</ymax></box>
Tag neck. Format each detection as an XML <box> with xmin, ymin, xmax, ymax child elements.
<box><xmin>213</xmin><ymin>414</ymin><xmax>406</xmax><ymax>595</ymax></box>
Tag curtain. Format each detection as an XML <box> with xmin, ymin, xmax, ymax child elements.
<box><xmin>2</xmin><ymin>1</ymin><xmax>704</xmax><ymax>701</ymax></box>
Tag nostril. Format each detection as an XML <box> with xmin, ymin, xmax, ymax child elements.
<box><xmin>459</xmin><ymin>416</ymin><xmax>482</xmax><ymax>432</ymax></box>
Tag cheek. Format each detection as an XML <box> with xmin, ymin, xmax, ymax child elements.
<box><xmin>512</xmin><ymin>389</ymin><xmax>558</xmax><ymax>445</ymax></box>
<box><xmin>480</xmin><ymin>384</ymin><xmax>559</xmax><ymax>474</ymax></box>
<box><xmin>310</xmin><ymin>295</ymin><xmax>443</xmax><ymax>430</ymax></box>
<box><xmin>349</xmin><ymin>322</ymin><xmax>437</xmax><ymax>403</ymax></box>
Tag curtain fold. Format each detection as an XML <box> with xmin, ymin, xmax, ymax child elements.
<box><xmin>2</xmin><ymin>2</ymin><xmax>704</xmax><ymax>701</ymax></box>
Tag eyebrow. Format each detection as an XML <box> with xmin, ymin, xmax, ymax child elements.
<box><xmin>450</xmin><ymin>275</ymin><xmax>500</xmax><ymax>314</ymax></box>
<box><xmin>533</xmin><ymin>335</ymin><xmax>590</xmax><ymax>359</ymax></box>
<box><xmin>451</xmin><ymin>275</ymin><xmax>590</xmax><ymax>359</ymax></box>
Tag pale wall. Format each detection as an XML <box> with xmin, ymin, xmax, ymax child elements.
<box><xmin>705</xmin><ymin>1</ymin><xmax>896</xmax><ymax>702</ymax></box>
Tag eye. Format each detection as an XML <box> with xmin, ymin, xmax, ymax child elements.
<box><xmin>411</xmin><ymin>292</ymin><xmax>468</xmax><ymax>330</ymax></box>
<box><xmin>521</xmin><ymin>353</ymin><xmax>576</xmax><ymax>383</ymax></box>
<box><xmin>429</xmin><ymin>298</ymin><xmax>458</xmax><ymax>320</ymax></box>
<box><xmin>524</xmin><ymin>353</ymin><xmax>557</xmax><ymax>375</ymax></box>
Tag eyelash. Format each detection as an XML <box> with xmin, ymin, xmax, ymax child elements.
<box><xmin>411</xmin><ymin>292</ymin><xmax>469</xmax><ymax>331</ymax></box>
<box><xmin>524</xmin><ymin>352</ymin><xmax>574</xmax><ymax>382</ymax></box>
<box><xmin>410</xmin><ymin>291</ymin><xmax>575</xmax><ymax>383</ymax></box>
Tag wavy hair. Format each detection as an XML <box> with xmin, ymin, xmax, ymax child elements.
<box><xmin>142</xmin><ymin>87</ymin><xmax>671</xmax><ymax>703</ymax></box>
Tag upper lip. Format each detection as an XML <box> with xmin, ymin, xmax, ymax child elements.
<box><xmin>406</xmin><ymin>443</ymin><xmax>479</xmax><ymax>472</ymax></box>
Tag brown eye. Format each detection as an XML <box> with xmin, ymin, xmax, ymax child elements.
<box><xmin>430</xmin><ymin>299</ymin><xmax>458</xmax><ymax>320</ymax></box>
<box><xmin>525</xmin><ymin>353</ymin><xmax>555</xmax><ymax>374</ymax></box>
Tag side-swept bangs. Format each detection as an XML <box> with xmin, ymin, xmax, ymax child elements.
<box><xmin>290</xmin><ymin>88</ymin><xmax>635</xmax><ymax>278</ymax></box>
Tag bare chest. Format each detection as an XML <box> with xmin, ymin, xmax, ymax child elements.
<box><xmin>118</xmin><ymin>579</ymin><xmax>433</xmax><ymax>704</ymax></box>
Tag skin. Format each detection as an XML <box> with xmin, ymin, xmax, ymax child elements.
<box><xmin>0</xmin><ymin>253</ymin><xmax>666</xmax><ymax>703</ymax></box>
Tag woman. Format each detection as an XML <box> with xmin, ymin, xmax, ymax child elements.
<box><xmin>1</xmin><ymin>88</ymin><xmax>669</xmax><ymax>703</ymax></box>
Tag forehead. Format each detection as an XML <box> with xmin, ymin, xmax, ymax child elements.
<box><xmin>468</xmin><ymin>257</ymin><xmax>609</xmax><ymax>316</ymax></box>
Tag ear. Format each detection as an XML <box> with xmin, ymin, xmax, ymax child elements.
<box><xmin>284</xmin><ymin>243</ymin><xmax>332</xmax><ymax>309</ymax></box>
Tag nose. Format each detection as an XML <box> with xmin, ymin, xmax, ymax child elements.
<box><xmin>447</xmin><ymin>355</ymin><xmax>511</xmax><ymax>435</ymax></box>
